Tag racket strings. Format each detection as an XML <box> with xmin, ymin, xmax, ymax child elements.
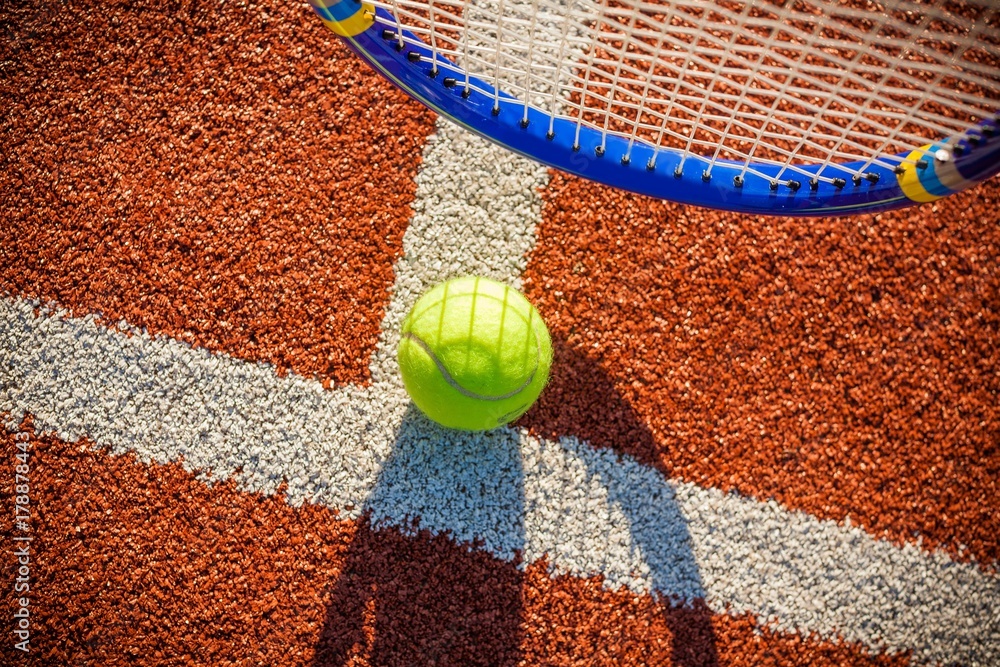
<box><xmin>368</xmin><ymin>0</ymin><xmax>1000</xmax><ymax>178</ymax></box>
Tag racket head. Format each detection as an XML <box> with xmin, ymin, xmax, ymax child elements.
<box><xmin>310</xmin><ymin>0</ymin><xmax>1000</xmax><ymax>217</ymax></box>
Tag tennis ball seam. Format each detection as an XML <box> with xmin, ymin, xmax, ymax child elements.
<box><xmin>401</xmin><ymin>331</ymin><xmax>538</xmax><ymax>401</ymax></box>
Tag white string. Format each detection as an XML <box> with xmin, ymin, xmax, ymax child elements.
<box><xmin>737</xmin><ymin>22</ymin><xmax>822</xmax><ymax>184</ymax></box>
<box><xmin>382</xmin><ymin>8</ymin><xmax>995</xmax><ymax>123</ymax></box>
<box><xmin>597</xmin><ymin>2</ymin><xmax>642</xmax><ymax>154</ymax></box>
<box><xmin>812</xmin><ymin>9</ymin><xmax>938</xmax><ymax>180</ymax></box>
<box><xmin>387</xmin><ymin>0</ymin><xmax>405</xmax><ymax>52</ymax></box>
<box><xmin>426</xmin><ymin>0</ymin><xmax>439</xmax><ymax>75</ymax></box>
<box><xmin>676</xmin><ymin>1</ymin><xmax>757</xmax><ymax>175</ymax></box>
<box><xmin>857</xmin><ymin>14</ymin><xmax>993</xmax><ymax>173</ymax></box>
<box><xmin>368</xmin><ymin>23</ymin><xmax>994</xmax><ymax>168</ymax></box>
<box><xmin>460</xmin><ymin>1</ymin><xmax>470</xmax><ymax>93</ymax></box>
<box><xmin>768</xmin><ymin>5</ymin><xmax>895</xmax><ymax>183</ymax></box>
<box><xmin>546</xmin><ymin>2</ymin><xmax>574</xmax><ymax>137</ymax></box>
<box><xmin>522</xmin><ymin>0</ymin><xmax>540</xmax><ymax>125</ymax></box>
<box><xmin>704</xmin><ymin>1</ymin><xmax>796</xmax><ymax>179</ymax></box>
<box><xmin>367</xmin><ymin>0</ymin><xmax>1000</xmax><ymax>172</ymax></box>
<box><xmin>492</xmin><ymin>0</ymin><xmax>506</xmax><ymax>113</ymax></box>
<box><xmin>573</xmin><ymin>0</ymin><xmax>610</xmax><ymax>150</ymax></box>
<box><xmin>622</xmin><ymin>6</ymin><xmax>671</xmax><ymax>165</ymax></box>
<box><xmin>374</xmin><ymin>5</ymin><xmax>995</xmax><ymax>120</ymax></box>
<box><xmin>647</xmin><ymin>3</ymin><xmax>705</xmax><ymax>170</ymax></box>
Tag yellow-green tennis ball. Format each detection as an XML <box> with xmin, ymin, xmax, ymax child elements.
<box><xmin>397</xmin><ymin>276</ymin><xmax>553</xmax><ymax>431</ymax></box>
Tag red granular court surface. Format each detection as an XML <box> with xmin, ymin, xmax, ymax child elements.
<box><xmin>0</xmin><ymin>0</ymin><xmax>435</xmax><ymax>385</ymax></box>
<box><xmin>0</xmin><ymin>422</ymin><xmax>908</xmax><ymax>667</ymax></box>
<box><xmin>523</xmin><ymin>173</ymin><xmax>1000</xmax><ymax>566</ymax></box>
<box><xmin>2</xmin><ymin>0</ymin><xmax>998</xmax><ymax>661</ymax></box>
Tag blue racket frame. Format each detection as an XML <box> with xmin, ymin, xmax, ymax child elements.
<box><xmin>314</xmin><ymin>2</ymin><xmax>1000</xmax><ymax>217</ymax></box>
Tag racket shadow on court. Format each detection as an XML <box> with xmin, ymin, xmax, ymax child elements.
<box><xmin>311</xmin><ymin>403</ymin><xmax>527</xmax><ymax>666</ymax></box>
<box><xmin>522</xmin><ymin>337</ymin><xmax>720</xmax><ymax>666</ymax></box>
<box><xmin>311</xmin><ymin>334</ymin><xmax>717</xmax><ymax>666</ymax></box>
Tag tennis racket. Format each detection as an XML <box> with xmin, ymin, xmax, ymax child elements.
<box><xmin>308</xmin><ymin>0</ymin><xmax>1000</xmax><ymax>216</ymax></box>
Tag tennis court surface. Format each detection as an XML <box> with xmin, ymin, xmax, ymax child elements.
<box><xmin>2</xmin><ymin>0</ymin><xmax>998</xmax><ymax>664</ymax></box>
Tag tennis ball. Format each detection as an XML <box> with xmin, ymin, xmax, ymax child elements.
<box><xmin>397</xmin><ymin>276</ymin><xmax>553</xmax><ymax>431</ymax></box>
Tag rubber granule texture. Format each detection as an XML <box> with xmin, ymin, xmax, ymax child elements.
<box><xmin>0</xmin><ymin>0</ymin><xmax>435</xmax><ymax>385</ymax></box>
<box><xmin>523</xmin><ymin>171</ymin><xmax>1000</xmax><ymax>566</ymax></box>
<box><xmin>0</xmin><ymin>422</ymin><xmax>910</xmax><ymax>667</ymax></box>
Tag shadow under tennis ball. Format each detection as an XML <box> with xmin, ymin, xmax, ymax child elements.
<box><xmin>519</xmin><ymin>333</ymin><xmax>661</xmax><ymax>470</ymax></box>
<box><xmin>312</xmin><ymin>404</ymin><xmax>526</xmax><ymax>666</ymax></box>
<box><xmin>310</xmin><ymin>335</ymin><xmax>719</xmax><ymax>666</ymax></box>
<box><xmin>311</xmin><ymin>514</ymin><xmax>524</xmax><ymax>666</ymax></box>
